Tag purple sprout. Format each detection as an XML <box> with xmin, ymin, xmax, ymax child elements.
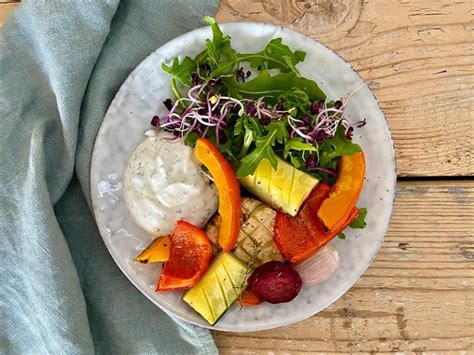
<box><xmin>163</xmin><ymin>98</ymin><xmax>173</xmax><ymax>110</ymax></box>
<box><xmin>236</xmin><ymin>67</ymin><xmax>251</xmax><ymax>82</ymax></box>
<box><xmin>151</xmin><ymin>115</ymin><xmax>160</xmax><ymax>127</ymax></box>
<box><xmin>191</xmin><ymin>72</ymin><xmax>200</xmax><ymax>85</ymax></box>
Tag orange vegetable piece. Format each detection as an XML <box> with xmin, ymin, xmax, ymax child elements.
<box><xmin>274</xmin><ymin>183</ymin><xmax>361</xmax><ymax>263</ymax></box>
<box><xmin>194</xmin><ymin>138</ymin><xmax>241</xmax><ymax>251</ymax></box>
<box><xmin>135</xmin><ymin>236</ymin><xmax>170</xmax><ymax>264</ymax></box>
<box><xmin>157</xmin><ymin>221</ymin><xmax>212</xmax><ymax>291</ymax></box>
<box><xmin>237</xmin><ymin>288</ymin><xmax>261</xmax><ymax>307</ymax></box>
<box><xmin>317</xmin><ymin>151</ymin><xmax>365</xmax><ymax>232</ymax></box>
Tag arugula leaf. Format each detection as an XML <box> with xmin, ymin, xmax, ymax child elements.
<box><xmin>184</xmin><ymin>132</ymin><xmax>199</xmax><ymax>147</ymax></box>
<box><xmin>225</xmin><ymin>70</ymin><xmax>325</xmax><ymax>102</ymax></box>
<box><xmin>350</xmin><ymin>208</ymin><xmax>368</xmax><ymax>228</ymax></box>
<box><xmin>162</xmin><ymin>57</ymin><xmax>196</xmax><ymax>87</ymax></box>
<box><xmin>201</xmin><ymin>16</ymin><xmax>236</xmax><ymax>68</ymax></box>
<box><xmin>242</xmin><ymin>38</ymin><xmax>306</xmax><ymax>73</ymax></box>
<box><xmin>337</xmin><ymin>232</ymin><xmax>346</xmax><ymax>240</ymax></box>
<box><xmin>210</xmin><ymin>38</ymin><xmax>305</xmax><ymax>78</ymax></box>
<box><xmin>283</xmin><ymin>138</ymin><xmax>317</xmax><ymax>158</ymax></box>
<box><xmin>236</xmin><ymin>120</ymin><xmax>287</xmax><ymax>178</ymax></box>
<box><xmin>319</xmin><ymin>126</ymin><xmax>361</xmax><ymax>169</ymax></box>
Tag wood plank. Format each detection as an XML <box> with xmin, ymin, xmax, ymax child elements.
<box><xmin>0</xmin><ymin>3</ymin><xmax>17</xmax><ymax>27</ymax></box>
<box><xmin>213</xmin><ymin>180</ymin><xmax>474</xmax><ymax>353</ymax></box>
<box><xmin>2</xmin><ymin>1</ymin><xmax>472</xmax><ymax>176</ymax></box>
<box><xmin>216</xmin><ymin>0</ymin><xmax>474</xmax><ymax>177</ymax></box>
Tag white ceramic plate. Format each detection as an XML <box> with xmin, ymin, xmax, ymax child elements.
<box><xmin>91</xmin><ymin>22</ymin><xmax>396</xmax><ymax>332</ymax></box>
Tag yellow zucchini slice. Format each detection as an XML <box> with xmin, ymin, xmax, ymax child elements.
<box><xmin>183</xmin><ymin>252</ymin><xmax>250</xmax><ymax>325</ymax></box>
<box><xmin>240</xmin><ymin>158</ymin><xmax>319</xmax><ymax>216</ymax></box>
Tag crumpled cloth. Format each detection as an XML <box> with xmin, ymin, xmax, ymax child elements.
<box><xmin>0</xmin><ymin>1</ymin><xmax>219</xmax><ymax>353</ymax></box>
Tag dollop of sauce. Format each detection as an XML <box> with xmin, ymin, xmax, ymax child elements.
<box><xmin>123</xmin><ymin>130</ymin><xmax>218</xmax><ymax>236</ymax></box>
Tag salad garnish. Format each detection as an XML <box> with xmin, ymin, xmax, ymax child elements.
<box><xmin>154</xmin><ymin>16</ymin><xmax>366</xmax><ymax>183</ymax></box>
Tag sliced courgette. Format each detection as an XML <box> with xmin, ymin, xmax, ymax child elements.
<box><xmin>240</xmin><ymin>158</ymin><xmax>319</xmax><ymax>216</ymax></box>
<box><xmin>183</xmin><ymin>252</ymin><xmax>250</xmax><ymax>325</ymax></box>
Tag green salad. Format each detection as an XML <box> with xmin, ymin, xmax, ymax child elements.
<box><xmin>153</xmin><ymin>16</ymin><xmax>367</xmax><ymax>184</ymax></box>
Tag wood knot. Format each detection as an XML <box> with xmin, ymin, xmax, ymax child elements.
<box><xmin>295</xmin><ymin>0</ymin><xmax>349</xmax><ymax>27</ymax></box>
<box><xmin>261</xmin><ymin>0</ymin><xmax>363</xmax><ymax>35</ymax></box>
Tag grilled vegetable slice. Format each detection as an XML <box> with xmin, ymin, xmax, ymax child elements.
<box><xmin>274</xmin><ymin>183</ymin><xmax>361</xmax><ymax>263</ymax></box>
<box><xmin>239</xmin><ymin>158</ymin><xmax>319</xmax><ymax>216</ymax></box>
<box><xmin>134</xmin><ymin>236</ymin><xmax>170</xmax><ymax>264</ymax></box>
<box><xmin>194</xmin><ymin>138</ymin><xmax>241</xmax><ymax>251</ymax></box>
<box><xmin>205</xmin><ymin>197</ymin><xmax>283</xmax><ymax>268</ymax></box>
<box><xmin>183</xmin><ymin>252</ymin><xmax>250</xmax><ymax>325</ymax></box>
<box><xmin>317</xmin><ymin>151</ymin><xmax>365</xmax><ymax>232</ymax></box>
<box><xmin>237</xmin><ymin>288</ymin><xmax>261</xmax><ymax>307</ymax></box>
<box><xmin>156</xmin><ymin>221</ymin><xmax>212</xmax><ymax>291</ymax></box>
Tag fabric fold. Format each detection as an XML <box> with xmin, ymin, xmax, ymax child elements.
<box><xmin>1</xmin><ymin>1</ymin><xmax>219</xmax><ymax>353</ymax></box>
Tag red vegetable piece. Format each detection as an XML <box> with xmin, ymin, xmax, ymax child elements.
<box><xmin>274</xmin><ymin>183</ymin><xmax>330</xmax><ymax>263</ymax></box>
<box><xmin>237</xmin><ymin>288</ymin><xmax>261</xmax><ymax>307</ymax></box>
<box><xmin>248</xmin><ymin>261</ymin><xmax>302</xmax><ymax>304</ymax></box>
<box><xmin>274</xmin><ymin>183</ymin><xmax>360</xmax><ymax>263</ymax></box>
<box><xmin>157</xmin><ymin>220</ymin><xmax>212</xmax><ymax>291</ymax></box>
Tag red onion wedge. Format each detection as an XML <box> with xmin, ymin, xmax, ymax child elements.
<box><xmin>294</xmin><ymin>244</ymin><xmax>340</xmax><ymax>286</ymax></box>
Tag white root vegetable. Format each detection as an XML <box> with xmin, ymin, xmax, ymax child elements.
<box><xmin>294</xmin><ymin>244</ymin><xmax>340</xmax><ymax>285</ymax></box>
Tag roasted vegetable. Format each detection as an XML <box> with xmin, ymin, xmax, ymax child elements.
<box><xmin>274</xmin><ymin>183</ymin><xmax>330</xmax><ymax>263</ymax></box>
<box><xmin>274</xmin><ymin>183</ymin><xmax>360</xmax><ymax>263</ymax></box>
<box><xmin>239</xmin><ymin>157</ymin><xmax>319</xmax><ymax>216</ymax></box>
<box><xmin>248</xmin><ymin>261</ymin><xmax>302</xmax><ymax>304</ymax></box>
<box><xmin>317</xmin><ymin>151</ymin><xmax>365</xmax><ymax>232</ymax></box>
<box><xmin>183</xmin><ymin>252</ymin><xmax>250</xmax><ymax>325</ymax></box>
<box><xmin>205</xmin><ymin>197</ymin><xmax>283</xmax><ymax>268</ymax></box>
<box><xmin>194</xmin><ymin>138</ymin><xmax>241</xmax><ymax>251</ymax></box>
<box><xmin>135</xmin><ymin>236</ymin><xmax>170</xmax><ymax>264</ymax></box>
<box><xmin>237</xmin><ymin>288</ymin><xmax>261</xmax><ymax>307</ymax></box>
<box><xmin>294</xmin><ymin>245</ymin><xmax>340</xmax><ymax>285</ymax></box>
<box><xmin>157</xmin><ymin>221</ymin><xmax>212</xmax><ymax>291</ymax></box>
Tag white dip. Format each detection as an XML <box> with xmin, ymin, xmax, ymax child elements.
<box><xmin>123</xmin><ymin>130</ymin><xmax>218</xmax><ymax>236</ymax></box>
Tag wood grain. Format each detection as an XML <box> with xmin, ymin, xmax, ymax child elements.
<box><xmin>216</xmin><ymin>0</ymin><xmax>474</xmax><ymax>177</ymax></box>
<box><xmin>2</xmin><ymin>1</ymin><xmax>473</xmax><ymax>176</ymax></box>
<box><xmin>0</xmin><ymin>3</ymin><xmax>17</xmax><ymax>26</ymax></box>
<box><xmin>1</xmin><ymin>2</ymin><xmax>473</xmax><ymax>353</ymax></box>
<box><xmin>213</xmin><ymin>180</ymin><xmax>474</xmax><ymax>354</ymax></box>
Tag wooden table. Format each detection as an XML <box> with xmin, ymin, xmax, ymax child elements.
<box><xmin>2</xmin><ymin>1</ymin><xmax>472</xmax><ymax>353</ymax></box>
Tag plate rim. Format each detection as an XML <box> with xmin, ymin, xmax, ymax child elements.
<box><xmin>90</xmin><ymin>21</ymin><xmax>397</xmax><ymax>332</ymax></box>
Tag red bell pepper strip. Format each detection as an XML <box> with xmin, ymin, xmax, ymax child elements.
<box><xmin>274</xmin><ymin>183</ymin><xmax>360</xmax><ymax>263</ymax></box>
<box><xmin>157</xmin><ymin>221</ymin><xmax>212</xmax><ymax>291</ymax></box>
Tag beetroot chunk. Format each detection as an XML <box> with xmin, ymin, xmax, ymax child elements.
<box><xmin>247</xmin><ymin>261</ymin><xmax>302</xmax><ymax>304</ymax></box>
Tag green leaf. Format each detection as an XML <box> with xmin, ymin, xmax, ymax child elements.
<box><xmin>319</xmin><ymin>126</ymin><xmax>361</xmax><ymax>169</ymax></box>
<box><xmin>350</xmin><ymin>208</ymin><xmax>368</xmax><ymax>229</ymax></box>
<box><xmin>236</xmin><ymin>120</ymin><xmax>286</xmax><ymax>178</ymax></box>
<box><xmin>288</xmin><ymin>154</ymin><xmax>302</xmax><ymax>168</ymax></box>
<box><xmin>201</xmin><ymin>16</ymin><xmax>236</xmax><ymax>68</ymax></box>
<box><xmin>203</xmin><ymin>16</ymin><xmax>223</xmax><ymax>48</ymax></box>
<box><xmin>210</xmin><ymin>38</ymin><xmax>306</xmax><ymax>78</ymax></box>
<box><xmin>284</xmin><ymin>138</ymin><xmax>317</xmax><ymax>158</ymax></box>
<box><xmin>338</xmin><ymin>232</ymin><xmax>346</xmax><ymax>240</ymax></box>
<box><xmin>242</xmin><ymin>38</ymin><xmax>305</xmax><ymax>73</ymax></box>
<box><xmin>225</xmin><ymin>70</ymin><xmax>325</xmax><ymax>103</ymax></box>
<box><xmin>162</xmin><ymin>57</ymin><xmax>196</xmax><ymax>87</ymax></box>
<box><xmin>184</xmin><ymin>132</ymin><xmax>199</xmax><ymax>147</ymax></box>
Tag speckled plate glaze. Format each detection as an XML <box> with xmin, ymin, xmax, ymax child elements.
<box><xmin>91</xmin><ymin>23</ymin><xmax>396</xmax><ymax>332</ymax></box>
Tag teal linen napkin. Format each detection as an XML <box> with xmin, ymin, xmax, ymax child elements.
<box><xmin>0</xmin><ymin>1</ymin><xmax>219</xmax><ymax>354</ymax></box>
